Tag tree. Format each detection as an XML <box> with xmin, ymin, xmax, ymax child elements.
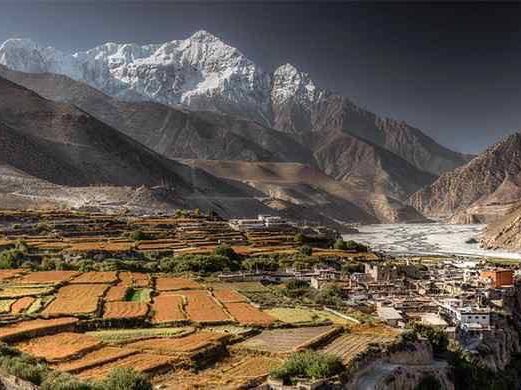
<box><xmin>214</xmin><ymin>244</ymin><xmax>239</xmax><ymax>262</ymax></box>
<box><xmin>411</xmin><ymin>324</ymin><xmax>449</xmax><ymax>355</ymax></box>
<box><xmin>341</xmin><ymin>262</ymin><xmax>364</xmax><ymax>274</ymax></box>
<box><xmin>242</xmin><ymin>257</ymin><xmax>279</xmax><ymax>272</ymax></box>
<box><xmin>159</xmin><ymin>254</ymin><xmax>232</xmax><ymax>274</ymax></box>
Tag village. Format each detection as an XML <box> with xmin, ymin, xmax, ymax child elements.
<box><xmin>0</xmin><ymin>209</ymin><xmax>517</xmax><ymax>389</ymax></box>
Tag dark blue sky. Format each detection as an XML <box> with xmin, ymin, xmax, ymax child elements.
<box><xmin>1</xmin><ymin>1</ymin><xmax>521</xmax><ymax>153</ymax></box>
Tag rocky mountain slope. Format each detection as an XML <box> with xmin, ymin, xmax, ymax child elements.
<box><xmin>0</xmin><ymin>65</ymin><xmax>433</xmax><ymax>222</ymax></box>
<box><xmin>183</xmin><ymin>160</ymin><xmax>428</xmax><ymax>223</ymax></box>
<box><xmin>0</xmin><ymin>31</ymin><xmax>469</xmax><ymax>178</ymax></box>
<box><xmin>0</xmin><ymin>65</ymin><xmax>313</xmax><ymax>164</ymax></box>
<box><xmin>0</xmin><ymin>74</ymin><xmax>394</xmax><ymax>224</ymax></box>
<box><xmin>409</xmin><ymin>133</ymin><xmax>521</xmax><ymax>221</ymax></box>
<box><xmin>480</xmin><ymin>202</ymin><xmax>521</xmax><ymax>250</ymax></box>
<box><xmin>0</xmin><ymin>74</ymin><xmax>283</xmax><ymax>217</ymax></box>
<box><xmin>0</xmin><ymin>65</ymin><xmax>438</xmax><ymax>206</ymax></box>
<box><xmin>0</xmin><ymin>31</ymin><xmax>475</xmax><ymax>223</ymax></box>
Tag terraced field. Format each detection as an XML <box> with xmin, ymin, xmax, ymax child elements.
<box><xmin>222</xmin><ymin>302</ymin><xmax>275</xmax><ymax>326</ymax></box>
<box><xmin>86</xmin><ymin>327</ymin><xmax>192</xmax><ymax>343</ymax></box>
<box><xmin>155</xmin><ymin>354</ymin><xmax>283</xmax><ymax>389</ymax></box>
<box><xmin>0</xmin><ymin>211</ymin><xmax>382</xmax><ymax>385</ymax></box>
<box><xmin>70</xmin><ymin>272</ymin><xmax>118</xmax><ymax>284</ymax></box>
<box><xmin>236</xmin><ymin>325</ymin><xmax>340</xmax><ymax>354</ymax></box>
<box><xmin>180</xmin><ymin>290</ymin><xmax>231</xmax><ymax>323</ymax></box>
<box><xmin>53</xmin><ymin>347</ymin><xmax>138</xmax><ymax>373</ymax></box>
<box><xmin>155</xmin><ymin>277</ymin><xmax>202</xmax><ymax>291</ymax></box>
<box><xmin>124</xmin><ymin>331</ymin><xmax>226</xmax><ymax>355</ymax></box>
<box><xmin>151</xmin><ymin>293</ymin><xmax>186</xmax><ymax>324</ymax></box>
<box><xmin>43</xmin><ymin>284</ymin><xmax>109</xmax><ymax>316</ymax></box>
<box><xmin>102</xmin><ymin>301</ymin><xmax>149</xmax><ymax>319</ymax></box>
<box><xmin>320</xmin><ymin>332</ymin><xmax>398</xmax><ymax>365</ymax></box>
<box><xmin>18</xmin><ymin>271</ymin><xmax>78</xmax><ymax>284</ymax></box>
<box><xmin>212</xmin><ymin>289</ymin><xmax>248</xmax><ymax>303</ymax></box>
<box><xmin>0</xmin><ymin>317</ymin><xmax>79</xmax><ymax>341</ymax></box>
<box><xmin>10</xmin><ymin>296</ymin><xmax>36</xmax><ymax>314</ymax></box>
<box><xmin>77</xmin><ymin>353</ymin><xmax>177</xmax><ymax>380</ymax></box>
<box><xmin>265</xmin><ymin>307</ymin><xmax>350</xmax><ymax>325</ymax></box>
<box><xmin>15</xmin><ymin>332</ymin><xmax>101</xmax><ymax>362</ymax></box>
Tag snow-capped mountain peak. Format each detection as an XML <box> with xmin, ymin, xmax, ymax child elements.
<box><xmin>0</xmin><ymin>31</ymin><xmax>326</xmax><ymax>126</ymax></box>
<box><xmin>188</xmin><ymin>29</ymin><xmax>223</xmax><ymax>43</ymax></box>
<box><xmin>272</xmin><ymin>63</ymin><xmax>319</xmax><ymax>105</ymax></box>
<box><xmin>0</xmin><ymin>38</ymin><xmax>47</xmax><ymax>73</ymax></box>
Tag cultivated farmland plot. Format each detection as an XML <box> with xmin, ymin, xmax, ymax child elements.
<box><xmin>236</xmin><ymin>325</ymin><xmax>340</xmax><ymax>354</ymax></box>
<box><xmin>155</xmin><ymin>277</ymin><xmax>202</xmax><ymax>291</ymax></box>
<box><xmin>154</xmin><ymin>354</ymin><xmax>283</xmax><ymax>389</ymax></box>
<box><xmin>18</xmin><ymin>271</ymin><xmax>79</xmax><ymax>284</ymax></box>
<box><xmin>320</xmin><ymin>332</ymin><xmax>398</xmax><ymax>365</ymax></box>
<box><xmin>180</xmin><ymin>290</ymin><xmax>231</xmax><ymax>323</ymax></box>
<box><xmin>86</xmin><ymin>327</ymin><xmax>192</xmax><ymax>343</ymax></box>
<box><xmin>70</xmin><ymin>271</ymin><xmax>118</xmax><ymax>284</ymax></box>
<box><xmin>52</xmin><ymin>346</ymin><xmax>138</xmax><ymax>373</ymax></box>
<box><xmin>0</xmin><ymin>317</ymin><xmax>79</xmax><ymax>342</ymax></box>
<box><xmin>105</xmin><ymin>285</ymin><xmax>128</xmax><ymax>302</ymax></box>
<box><xmin>221</xmin><ymin>302</ymin><xmax>275</xmax><ymax>326</ymax></box>
<box><xmin>43</xmin><ymin>284</ymin><xmax>109</xmax><ymax>316</ymax></box>
<box><xmin>212</xmin><ymin>288</ymin><xmax>248</xmax><ymax>303</ymax></box>
<box><xmin>0</xmin><ymin>285</ymin><xmax>55</xmax><ymax>298</ymax></box>
<box><xmin>15</xmin><ymin>332</ymin><xmax>101</xmax><ymax>362</ymax></box>
<box><xmin>77</xmin><ymin>353</ymin><xmax>177</xmax><ymax>380</ymax></box>
<box><xmin>123</xmin><ymin>331</ymin><xmax>227</xmax><ymax>355</ymax></box>
<box><xmin>151</xmin><ymin>293</ymin><xmax>186</xmax><ymax>324</ymax></box>
<box><xmin>10</xmin><ymin>296</ymin><xmax>36</xmax><ymax>314</ymax></box>
<box><xmin>102</xmin><ymin>301</ymin><xmax>149</xmax><ymax>319</ymax></box>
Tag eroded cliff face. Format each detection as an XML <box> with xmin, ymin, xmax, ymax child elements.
<box><xmin>462</xmin><ymin>316</ymin><xmax>521</xmax><ymax>372</ymax></box>
<box><xmin>347</xmin><ymin>341</ymin><xmax>454</xmax><ymax>390</ymax></box>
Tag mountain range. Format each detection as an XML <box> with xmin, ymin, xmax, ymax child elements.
<box><xmin>0</xmin><ymin>31</ymin><xmax>474</xmax><ymax>224</ymax></box>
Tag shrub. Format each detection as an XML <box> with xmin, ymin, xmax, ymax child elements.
<box><xmin>41</xmin><ymin>372</ymin><xmax>93</xmax><ymax>390</ymax></box>
<box><xmin>271</xmin><ymin>351</ymin><xmax>343</xmax><ymax>384</ymax></box>
<box><xmin>294</xmin><ymin>233</ymin><xmax>306</xmax><ymax>244</ymax></box>
<box><xmin>0</xmin><ymin>248</ymin><xmax>25</xmax><ymax>269</ymax></box>
<box><xmin>101</xmin><ymin>368</ymin><xmax>152</xmax><ymax>390</ymax></box>
<box><xmin>128</xmin><ymin>230</ymin><xmax>148</xmax><ymax>241</ymax></box>
<box><xmin>75</xmin><ymin>259</ymin><xmax>96</xmax><ymax>272</ymax></box>
<box><xmin>344</xmin><ymin>240</ymin><xmax>368</xmax><ymax>252</ymax></box>
<box><xmin>0</xmin><ymin>355</ymin><xmax>49</xmax><ymax>385</ymax></box>
<box><xmin>299</xmin><ymin>245</ymin><xmax>313</xmax><ymax>256</ymax></box>
<box><xmin>333</xmin><ymin>239</ymin><xmax>348</xmax><ymax>250</ymax></box>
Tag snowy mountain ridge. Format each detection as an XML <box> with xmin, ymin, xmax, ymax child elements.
<box><xmin>0</xmin><ymin>30</ymin><xmax>318</xmax><ymax>126</ymax></box>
